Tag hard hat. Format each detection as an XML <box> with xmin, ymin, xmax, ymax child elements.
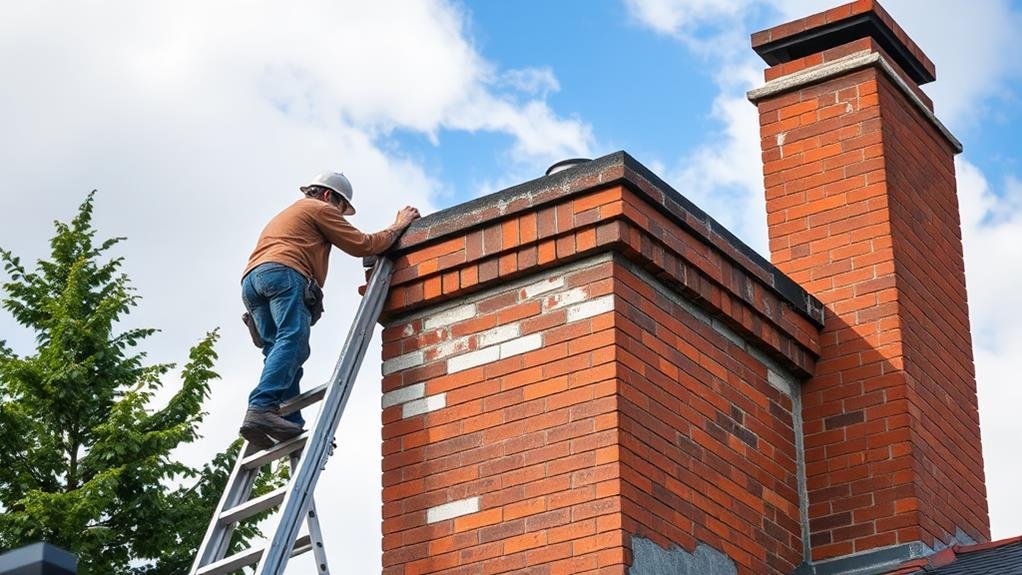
<box><xmin>300</xmin><ymin>171</ymin><xmax>356</xmax><ymax>215</ymax></box>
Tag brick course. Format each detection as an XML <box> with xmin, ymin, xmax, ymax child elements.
<box><xmin>878</xmin><ymin>73</ymin><xmax>988</xmax><ymax>546</ymax></box>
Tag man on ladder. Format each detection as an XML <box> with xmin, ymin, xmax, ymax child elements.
<box><xmin>239</xmin><ymin>171</ymin><xmax>419</xmax><ymax>449</ymax></box>
<box><xmin>190</xmin><ymin>171</ymin><xmax>417</xmax><ymax>575</ymax></box>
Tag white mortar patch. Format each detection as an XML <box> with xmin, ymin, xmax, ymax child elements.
<box><xmin>382</xmin><ymin>350</ymin><xmax>424</xmax><ymax>376</ymax></box>
<box><xmin>545</xmin><ymin>286</ymin><xmax>588</xmax><ymax>310</ymax></box>
<box><xmin>477</xmin><ymin>324</ymin><xmax>520</xmax><ymax>348</ymax></box>
<box><xmin>384</xmin><ymin>253</ymin><xmax>613</xmax><ymax>326</ymax></box>
<box><xmin>447</xmin><ymin>346</ymin><xmax>500</xmax><ymax>373</ymax></box>
<box><xmin>499</xmin><ymin>333</ymin><xmax>543</xmax><ymax>359</ymax></box>
<box><xmin>381</xmin><ymin>383</ymin><xmax>425</xmax><ymax>409</ymax></box>
<box><xmin>567</xmin><ymin>295</ymin><xmax>614</xmax><ymax>322</ymax></box>
<box><xmin>522</xmin><ymin>277</ymin><xmax>565</xmax><ymax>299</ymax></box>
<box><xmin>424</xmin><ymin>303</ymin><xmax>476</xmax><ymax>330</ymax></box>
<box><xmin>427</xmin><ymin>497</ymin><xmax>480</xmax><ymax>524</ymax></box>
<box><xmin>429</xmin><ymin>337</ymin><xmax>470</xmax><ymax>361</ymax></box>
<box><xmin>402</xmin><ymin>393</ymin><xmax>447</xmax><ymax>418</ymax></box>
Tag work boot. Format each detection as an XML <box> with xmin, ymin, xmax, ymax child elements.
<box><xmin>240</xmin><ymin>406</ymin><xmax>304</xmax><ymax>441</ymax></box>
<box><xmin>240</xmin><ymin>425</ymin><xmax>274</xmax><ymax>453</ymax></box>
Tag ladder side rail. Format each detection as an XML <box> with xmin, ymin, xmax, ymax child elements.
<box><xmin>287</xmin><ymin>454</ymin><xmax>331</xmax><ymax>574</ymax></box>
<box><xmin>305</xmin><ymin>502</ymin><xmax>330</xmax><ymax>574</ymax></box>
<box><xmin>189</xmin><ymin>443</ymin><xmax>260</xmax><ymax>573</ymax></box>
<box><xmin>255</xmin><ymin>257</ymin><xmax>395</xmax><ymax>574</ymax></box>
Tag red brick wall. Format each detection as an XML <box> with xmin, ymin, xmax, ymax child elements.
<box><xmin>380</xmin><ymin>256</ymin><xmax>627</xmax><ymax>575</ymax></box>
<box><xmin>379</xmin><ymin>252</ymin><xmax>810</xmax><ymax>574</ymax></box>
<box><xmin>877</xmin><ymin>75</ymin><xmax>989</xmax><ymax>544</ymax></box>
<box><xmin>377</xmin><ymin>157</ymin><xmax>822</xmax><ymax>574</ymax></box>
<box><xmin>755</xmin><ymin>48</ymin><xmax>989</xmax><ymax>561</ymax></box>
<box><xmin>613</xmin><ymin>261</ymin><xmax>803</xmax><ymax>573</ymax></box>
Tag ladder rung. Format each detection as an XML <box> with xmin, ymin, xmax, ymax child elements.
<box><xmin>280</xmin><ymin>384</ymin><xmax>327</xmax><ymax>416</ymax></box>
<box><xmin>241</xmin><ymin>432</ymin><xmax>309</xmax><ymax>470</ymax></box>
<box><xmin>219</xmin><ymin>486</ymin><xmax>287</xmax><ymax>525</ymax></box>
<box><xmin>195</xmin><ymin>535</ymin><xmax>312</xmax><ymax>575</ymax></box>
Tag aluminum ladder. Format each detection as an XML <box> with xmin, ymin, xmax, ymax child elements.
<box><xmin>189</xmin><ymin>257</ymin><xmax>394</xmax><ymax>575</ymax></box>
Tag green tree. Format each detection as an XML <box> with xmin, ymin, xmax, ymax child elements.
<box><xmin>0</xmin><ymin>192</ymin><xmax>275</xmax><ymax>574</ymax></box>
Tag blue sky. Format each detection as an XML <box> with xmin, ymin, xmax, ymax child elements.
<box><xmin>1</xmin><ymin>1</ymin><xmax>1021</xmax><ymax>572</ymax></box>
<box><xmin>398</xmin><ymin>1</ymin><xmax>722</xmax><ymax>186</ymax></box>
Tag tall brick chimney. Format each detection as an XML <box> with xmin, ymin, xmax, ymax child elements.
<box><xmin>749</xmin><ymin>0</ymin><xmax>989</xmax><ymax>570</ymax></box>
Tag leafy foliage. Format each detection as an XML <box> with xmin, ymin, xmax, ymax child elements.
<box><xmin>0</xmin><ymin>192</ymin><xmax>279</xmax><ymax>574</ymax></box>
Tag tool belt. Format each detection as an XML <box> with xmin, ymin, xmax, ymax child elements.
<box><xmin>304</xmin><ymin>278</ymin><xmax>324</xmax><ymax>326</ymax></box>
<box><xmin>242</xmin><ymin>312</ymin><xmax>264</xmax><ymax>348</ymax></box>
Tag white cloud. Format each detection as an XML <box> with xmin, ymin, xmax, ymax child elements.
<box><xmin>625</xmin><ymin>0</ymin><xmax>774</xmax><ymax>251</ymax></box>
<box><xmin>625</xmin><ymin>0</ymin><xmax>754</xmax><ymax>37</ymax></box>
<box><xmin>621</xmin><ymin>0</ymin><xmax>772</xmax><ymax>252</ymax></box>
<box><xmin>445</xmin><ymin>94</ymin><xmax>592</xmax><ymax>164</ymax></box>
<box><xmin>957</xmin><ymin>160</ymin><xmax>1022</xmax><ymax>539</ymax></box>
<box><xmin>627</xmin><ymin>0</ymin><xmax>1022</xmax><ymax>130</ymax></box>
<box><xmin>499</xmin><ymin>66</ymin><xmax>561</xmax><ymax>97</ymax></box>
<box><xmin>660</xmin><ymin>60</ymin><xmax>770</xmax><ymax>252</ymax></box>
<box><xmin>0</xmin><ymin>1</ymin><xmax>592</xmax><ymax>572</ymax></box>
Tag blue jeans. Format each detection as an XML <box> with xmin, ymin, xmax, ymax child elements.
<box><xmin>241</xmin><ymin>263</ymin><xmax>310</xmax><ymax>426</ymax></box>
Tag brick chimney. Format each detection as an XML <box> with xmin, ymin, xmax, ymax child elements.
<box><xmin>376</xmin><ymin>154</ymin><xmax>825</xmax><ymax>574</ymax></box>
<box><xmin>749</xmin><ymin>0</ymin><xmax>989</xmax><ymax>570</ymax></box>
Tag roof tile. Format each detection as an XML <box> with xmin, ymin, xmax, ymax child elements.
<box><xmin>885</xmin><ymin>536</ymin><xmax>1022</xmax><ymax>574</ymax></box>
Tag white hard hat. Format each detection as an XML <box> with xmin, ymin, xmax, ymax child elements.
<box><xmin>300</xmin><ymin>171</ymin><xmax>356</xmax><ymax>215</ymax></box>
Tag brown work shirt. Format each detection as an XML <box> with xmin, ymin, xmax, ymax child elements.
<box><xmin>243</xmin><ymin>198</ymin><xmax>396</xmax><ymax>287</ymax></box>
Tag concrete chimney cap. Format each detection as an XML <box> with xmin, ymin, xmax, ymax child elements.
<box><xmin>750</xmin><ymin>0</ymin><xmax>935</xmax><ymax>85</ymax></box>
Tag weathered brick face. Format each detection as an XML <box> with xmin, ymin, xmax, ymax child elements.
<box><xmin>380</xmin><ymin>253</ymin><xmax>811</xmax><ymax>575</ymax></box>
<box><xmin>613</xmin><ymin>261</ymin><xmax>803</xmax><ymax>573</ymax></box>
<box><xmin>878</xmin><ymin>76</ymin><xmax>988</xmax><ymax>544</ymax></box>
<box><xmin>759</xmin><ymin>68</ymin><xmax>896</xmax><ymax>560</ymax></box>
<box><xmin>381</xmin><ymin>256</ymin><xmax>626</xmax><ymax>574</ymax></box>
<box><xmin>376</xmin><ymin>152</ymin><xmax>822</xmax><ymax>574</ymax></box>
<box><xmin>752</xmin><ymin>14</ymin><xmax>990</xmax><ymax>564</ymax></box>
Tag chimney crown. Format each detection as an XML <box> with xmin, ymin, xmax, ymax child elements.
<box><xmin>751</xmin><ymin>0</ymin><xmax>935</xmax><ymax>84</ymax></box>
